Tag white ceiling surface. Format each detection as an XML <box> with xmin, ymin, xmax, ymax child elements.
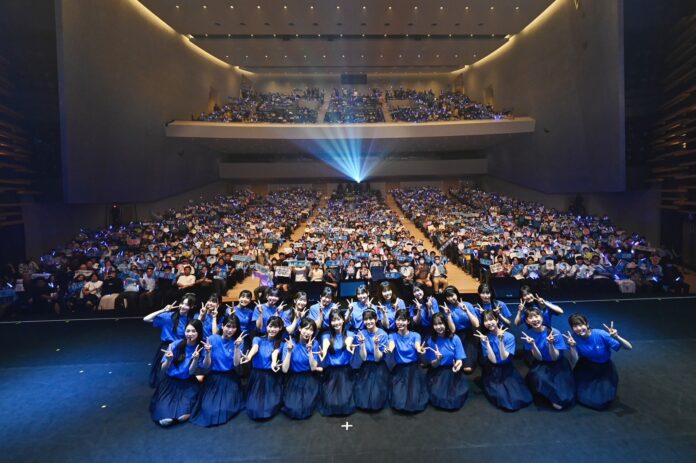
<box><xmin>140</xmin><ymin>0</ymin><xmax>553</xmax><ymax>71</ymax></box>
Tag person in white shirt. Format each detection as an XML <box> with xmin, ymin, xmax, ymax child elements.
<box><xmin>82</xmin><ymin>273</ymin><xmax>103</xmax><ymax>311</ymax></box>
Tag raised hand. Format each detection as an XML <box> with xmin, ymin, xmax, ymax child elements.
<box><xmin>239</xmin><ymin>352</ymin><xmax>251</xmax><ymax>364</ymax></box>
<box><xmin>497</xmin><ymin>327</ymin><xmax>508</xmax><ymax>341</ymax></box>
<box><xmin>276</xmin><ymin>301</ymin><xmax>286</xmax><ymax>315</ymax></box>
<box><xmin>347</xmin><ymin>298</ymin><xmax>355</xmax><ymax>308</ymax></box>
<box><xmin>234</xmin><ymin>332</ymin><xmax>248</xmax><ymax>347</ymax></box>
<box><xmin>255</xmin><ymin>301</ymin><xmax>264</xmax><ymax>315</ymax></box>
<box><xmin>162</xmin><ymin>347</ymin><xmax>174</xmax><ymax>359</ymax></box>
<box><xmin>191</xmin><ymin>345</ymin><xmax>203</xmax><ymax>359</ymax></box>
<box><xmin>441</xmin><ymin>303</ymin><xmax>452</xmax><ymax>316</ymax></box>
<box><xmin>563</xmin><ymin>331</ymin><xmax>576</xmax><ymax>347</ymax></box>
<box><xmin>433</xmin><ymin>345</ymin><xmax>443</xmax><ymax>360</ymax></box>
<box><xmin>520</xmin><ymin>332</ymin><xmax>535</xmax><ymax>345</ymax></box>
<box><xmin>285</xmin><ymin>337</ymin><xmax>294</xmax><ymax>351</ymax></box>
<box><xmin>476</xmin><ymin>303</ymin><xmax>485</xmax><ymax>314</ymax></box>
<box><xmin>225</xmin><ymin>304</ymin><xmax>235</xmax><ymax>315</ymax></box>
<box><xmin>367</xmin><ymin>297</ymin><xmax>374</xmax><ymax>307</ymax></box>
<box><xmin>271</xmin><ymin>360</ymin><xmax>281</xmax><ymax>372</ymax></box>
<box><xmin>356</xmin><ymin>331</ymin><xmax>366</xmax><ymax>344</ymax></box>
<box><xmin>603</xmin><ymin>321</ymin><xmax>618</xmax><ymax>338</ymax></box>
<box><xmin>413</xmin><ymin>298</ymin><xmax>422</xmax><ymax>312</ymax></box>
<box><xmin>546</xmin><ymin>331</ymin><xmax>557</xmax><ymax>345</ymax></box>
<box><xmin>474</xmin><ymin>330</ymin><xmax>490</xmax><ymax>344</ymax></box>
<box><xmin>452</xmin><ymin>360</ymin><xmax>463</xmax><ymax>373</ymax></box>
<box><xmin>199</xmin><ymin>302</ymin><xmax>207</xmax><ymax>317</ymax></box>
<box><xmin>203</xmin><ymin>341</ymin><xmax>212</xmax><ymax>353</ymax></box>
<box><xmin>535</xmin><ymin>293</ymin><xmax>546</xmax><ymax>305</ymax></box>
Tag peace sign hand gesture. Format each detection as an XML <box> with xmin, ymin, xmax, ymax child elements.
<box><xmin>413</xmin><ymin>298</ymin><xmax>422</xmax><ymax>312</ymax></box>
<box><xmin>276</xmin><ymin>301</ymin><xmax>286</xmax><ymax>315</ymax></box>
<box><xmin>441</xmin><ymin>303</ymin><xmax>452</xmax><ymax>316</ymax></box>
<box><xmin>497</xmin><ymin>327</ymin><xmax>508</xmax><ymax>342</ymax></box>
<box><xmin>225</xmin><ymin>304</ymin><xmax>235</xmax><ymax>316</ymax></box>
<box><xmin>285</xmin><ymin>337</ymin><xmax>294</xmax><ymax>351</ymax></box>
<box><xmin>234</xmin><ymin>332</ymin><xmax>248</xmax><ymax>347</ymax></box>
<box><xmin>521</xmin><ymin>332</ymin><xmax>535</xmax><ymax>345</ymax></box>
<box><xmin>191</xmin><ymin>345</ymin><xmax>203</xmax><ymax>360</ymax></box>
<box><xmin>546</xmin><ymin>331</ymin><xmax>557</xmax><ymax>345</ymax></box>
<box><xmin>563</xmin><ymin>331</ymin><xmax>576</xmax><ymax>347</ymax></box>
<box><xmin>255</xmin><ymin>301</ymin><xmax>264</xmax><ymax>315</ymax></box>
<box><xmin>603</xmin><ymin>321</ymin><xmax>618</xmax><ymax>338</ymax></box>
<box><xmin>474</xmin><ymin>330</ymin><xmax>490</xmax><ymax>344</ymax></box>
<box><xmin>356</xmin><ymin>331</ymin><xmax>366</xmax><ymax>344</ymax></box>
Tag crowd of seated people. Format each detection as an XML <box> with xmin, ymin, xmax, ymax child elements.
<box><xmin>324</xmin><ymin>88</ymin><xmax>385</xmax><ymax>124</ymax></box>
<box><xmin>1</xmin><ymin>189</ymin><xmax>321</xmax><ymax>318</ymax></box>
<box><xmin>196</xmin><ymin>91</ymin><xmax>318</xmax><ymax>123</ymax></box>
<box><xmin>391</xmin><ymin>186</ymin><xmax>688</xmax><ymax>295</ymax></box>
<box><xmin>258</xmin><ymin>185</ymin><xmax>450</xmax><ymax>301</ymax></box>
<box><xmin>387</xmin><ymin>88</ymin><xmax>510</xmax><ymax>122</ymax></box>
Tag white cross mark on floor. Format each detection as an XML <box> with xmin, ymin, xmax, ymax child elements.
<box><xmin>341</xmin><ymin>421</ymin><xmax>353</xmax><ymax>431</ymax></box>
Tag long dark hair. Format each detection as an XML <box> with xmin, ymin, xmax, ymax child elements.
<box><xmin>327</xmin><ymin>308</ymin><xmax>346</xmax><ymax>354</ymax></box>
<box><xmin>319</xmin><ymin>286</ymin><xmax>334</xmax><ymax>306</ymax></box>
<box><xmin>430</xmin><ymin>312</ymin><xmax>453</xmax><ymax>343</ymax></box>
<box><xmin>289</xmin><ymin>291</ymin><xmax>308</xmax><ymax>321</ymax></box>
<box><xmin>172</xmin><ymin>292</ymin><xmax>196</xmax><ymax>337</ymax></box>
<box><xmin>379</xmin><ymin>281</ymin><xmax>397</xmax><ymax>304</ymax></box>
<box><xmin>296</xmin><ymin>318</ymin><xmax>317</xmax><ymax>345</ymax></box>
<box><xmin>220</xmin><ymin>313</ymin><xmax>241</xmax><ymax>340</ymax></box>
<box><xmin>238</xmin><ymin>289</ymin><xmax>253</xmax><ymax>308</ymax></box>
<box><xmin>394</xmin><ymin>308</ymin><xmax>412</xmax><ymax>330</ymax></box>
<box><xmin>568</xmin><ymin>313</ymin><xmax>589</xmax><ymax>329</ymax></box>
<box><xmin>481</xmin><ymin>310</ymin><xmax>499</xmax><ymax>334</ymax></box>
<box><xmin>171</xmin><ymin>318</ymin><xmax>204</xmax><ymax>367</ymax></box>
<box><xmin>266</xmin><ymin>316</ymin><xmax>284</xmax><ymax>350</ymax></box>
<box><xmin>524</xmin><ymin>307</ymin><xmax>552</xmax><ymax>336</ymax></box>
<box><xmin>477</xmin><ymin>283</ymin><xmax>500</xmax><ymax>310</ymax></box>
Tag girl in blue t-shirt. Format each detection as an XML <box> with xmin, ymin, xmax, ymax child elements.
<box><xmin>377</xmin><ymin>281</ymin><xmax>406</xmax><ymax>332</ymax></box>
<box><xmin>425</xmin><ymin>312</ymin><xmax>469</xmax><ymax>410</ymax></box>
<box><xmin>353</xmin><ymin>308</ymin><xmax>389</xmax><ymax>411</ymax></box>
<box><xmin>565</xmin><ymin>313</ymin><xmax>632</xmax><ymax>410</ymax></box>
<box><xmin>477</xmin><ymin>283</ymin><xmax>512</xmax><ymax>327</ymax></box>
<box><xmin>319</xmin><ymin>309</ymin><xmax>356</xmax><ymax>416</ymax></box>
<box><xmin>514</xmin><ymin>285</ymin><xmax>564</xmax><ymax>329</ymax></box>
<box><xmin>143</xmin><ymin>292</ymin><xmax>196</xmax><ymax>387</ymax></box>
<box><xmin>190</xmin><ymin>314</ymin><xmax>246</xmax><ymax>427</ymax></box>
<box><xmin>520</xmin><ymin>308</ymin><xmax>575</xmax><ymax>410</ymax></box>
<box><xmin>149</xmin><ymin>319</ymin><xmax>208</xmax><ymax>426</ymax></box>
<box><xmin>307</xmin><ymin>286</ymin><xmax>339</xmax><ymax>331</ymax></box>
<box><xmin>410</xmin><ymin>283</ymin><xmax>439</xmax><ymax>338</ymax></box>
<box><xmin>476</xmin><ymin>310</ymin><xmax>532</xmax><ymax>411</ymax></box>
<box><xmin>279</xmin><ymin>291</ymin><xmax>307</xmax><ymax>336</ymax></box>
<box><xmin>442</xmin><ymin>286</ymin><xmax>480</xmax><ymax>374</ymax></box>
<box><xmin>252</xmin><ymin>287</ymin><xmax>284</xmax><ymax>335</ymax></box>
<box><xmin>242</xmin><ymin>316</ymin><xmax>285</xmax><ymax>420</ymax></box>
<box><xmin>227</xmin><ymin>289</ymin><xmax>255</xmax><ymax>334</ymax></box>
<box><xmin>346</xmin><ymin>284</ymin><xmax>374</xmax><ymax>332</ymax></box>
<box><xmin>385</xmin><ymin>309</ymin><xmax>428</xmax><ymax>413</ymax></box>
<box><xmin>281</xmin><ymin>318</ymin><xmax>321</xmax><ymax>419</ymax></box>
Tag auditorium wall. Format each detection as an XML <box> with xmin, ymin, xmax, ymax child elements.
<box><xmin>456</xmin><ymin>0</ymin><xmax>625</xmax><ymax>193</ymax></box>
<box><xmin>249</xmin><ymin>74</ymin><xmax>450</xmax><ymax>96</ymax></box>
<box><xmin>55</xmin><ymin>0</ymin><xmax>241</xmax><ymax>204</ymax></box>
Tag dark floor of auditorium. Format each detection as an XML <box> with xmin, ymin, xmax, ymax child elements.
<box><xmin>1</xmin><ymin>297</ymin><xmax>695</xmax><ymax>463</ymax></box>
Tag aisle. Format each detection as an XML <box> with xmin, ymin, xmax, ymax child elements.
<box><xmin>224</xmin><ymin>192</ymin><xmax>329</xmax><ymax>301</ymax></box>
<box><xmin>385</xmin><ymin>193</ymin><xmax>479</xmax><ymax>294</ymax></box>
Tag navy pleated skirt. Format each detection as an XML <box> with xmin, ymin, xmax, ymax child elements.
<box><xmin>456</xmin><ymin>330</ymin><xmax>480</xmax><ymax>371</ymax></box>
<box><xmin>319</xmin><ymin>365</ymin><xmax>356</xmax><ymax>416</ymax></box>
<box><xmin>246</xmin><ymin>369</ymin><xmax>283</xmax><ymax>420</ymax></box>
<box><xmin>149</xmin><ymin>341</ymin><xmax>170</xmax><ymax>388</ymax></box>
<box><xmin>150</xmin><ymin>375</ymin><xmax>200</xmax><ymax>422</ymax></box>
<box><xmin>390</xmin><ymin>362</ymin><xmax>428</xmax><ymax>413</ymax></box>
<box><xmin>481</xmin><ymin>362</ymin><xmax>533</xmax><ymax>411</ymax></box>
<box><xmin>574</xmin><ymin>357</ymin><xmax>618</xmax><ymax>410</ymax></box>
<box><xmin>526</xmin><ymin>358</ymin><xmax>575</xmax><ymax>409</ymax></box>
<box><xmin>427</xmin><ymin>365</ymin><xmax>469</xmax><ymax>410</ymax></box>
<box><xmin>282</xmin><ymin>371</ymin><xmax>320</xmax><ymax>419</ymax></box>
<box><xmin>190</xmin><ymin>370</ymin><xmax>245</xmax><ymax>427</ymax></box>
<box><xmin>354</xmin><ymin>361</ymin><xmax>390</xmax><ymax>411</ymax></box>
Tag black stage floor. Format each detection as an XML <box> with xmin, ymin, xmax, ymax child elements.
<box><xmin>2</xmin><ymin>297</ymin><xmax>696</xmax><ymax>463</ymax></box>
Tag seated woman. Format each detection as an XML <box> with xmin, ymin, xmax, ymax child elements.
<box><xmin>149</xmin><ymin>319</ymin><xmax>208</xmax><ymax>426</ymax></box>
<box><xmin>281</xmin><ymin>318</ymin><xmax>321</xmax><ymax>419</ymax></box>
<box><xmin>190</xmin><ymin>314</ymin><xmax>246</xmax><ymax>427</ymax></box>
<box><xmin>242</xmin><ymin>316</ymin><xmax>285</xmax><ymax>420</ymax></box>
<box><xmin>520</xmin><ymin>308</ymin><xmax>575</xmax><ymax>410</ymax></box>
<box><xmin>565</xmin><ymin>313</ymin><xmax>632</xmax><ymax>410</ymax></box>
<box><xmin>475</xmin><ymin>310</ymin><xmax>532</xmax><ymax>411</ymax></box>
<box><xmin>425</xmin><ymin>313</ymin><xmax>468</xmax><ymax>410</ymax></box>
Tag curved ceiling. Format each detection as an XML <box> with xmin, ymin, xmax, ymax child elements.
<box><xmin>139</xmin><ymin>0</ymin><xmax>554</xmax><ymax>72</ymax></box>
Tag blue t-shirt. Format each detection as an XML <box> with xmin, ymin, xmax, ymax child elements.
<box><xmin>321</xmin><ymin>331</ymin><xmax>355</xmax><ymax>367</ymax></box>
<box><xmin>522</xmin><ymin>303</ymin><xmax>552</xmax><ymax>328</ymax></box>
<box><xmin>163</xmin><ymin>340</ymin><xmax>203</xmax><ymax>379</ymax></box>
<box><xmin>231</xmin><ymin>304</ymin><xmax>254</xmax><ymax>333</ymax></box>
<box><xmin>425</xmin><ymin>335</ymin><xmax>466</xmax><ymax>366</ymax></box>
<box><xmin>450</xmin><ymin>301</ymin><xmax>480</xmax><ymax>331</ymax></box>
<box><xmin>359</xmin><ymin>328</ymin><xmax>389</xmax><ymax>362</ymax></box>
<box><xmin>252</xmin><ymin>303</ymin><xmax>280</xmax><ymax>334</ymax></box>
<box><xmin>251</xmin><ymin>336</ymin><xmax>280</xmax><ymax>370</ymax></box>
<box><xmin>380</xmin><ymin>298</ymin><xmax>406</xmax><ymax>331</ymax></box>
<box><xmin>206</xmin><ymin>334</ymin><xmax>237</xmax><ymax>372</ymax></box>
<box><xmin>389</xmin><ymin>331</ymin><xmax>422</xmax><ymax>364</ymax></box>
<box><xmin>348</xmin><ymin>301</ymin><xmax>372</xmax><ymax>331</ymax></box>
<box><xmin>193</xmin><ymin>313</ymin><xmax>215</xmax><ymax>338</ymax></box>
<box><xmin>308</xmin><ymin>302</ymin><xmax>333</xmax><ymax>329</ymax></box>
<box><xmin>281</xmin><ymin>339</ymin><xmax>320</xmax><ymax>373</ymax></box>
<box><xmin>153</xmin><ymin>311</ymin><xmax>188</xmax><ymax>342</ymax></box>
<box><xmin>522</xmin><ymin>327</ymin><xmax>567</xmax><ymax>362</ymax></box>
<box><xmin>409</xmin><ymin>298</ymin><xmax>440</xmax><ymax>328</ymax></box>
<box><xmin>481</xmin><ymin>301</ymin><xmax>512</xmax><ymax>320</ymax></box>
<box><xmin>481</xmin><ymin>331</ymin><xmax>516</xmax><ymax>365</ymax></box>
<box><xmin>574</xmin><ymin>329</ymin><xmax>621</xmax><ymax>363</ymax></box>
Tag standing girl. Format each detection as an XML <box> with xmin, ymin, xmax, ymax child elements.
<box><xmin>242</xmin><ymin>316</ymin><xmax>285</xmax><ymax>420</ymax></box>
<box><xmin>565</xmin><ymin>313</ymin><xmax>632</xmax><ymax>410</ymax></box>
<box><xmin>475</xmin><ymin>310</ymin><xmax>532</xmax><ymax>411</ymax></box>
<box><xmin>149</xmin><ymin>319</ymin><xmax>208</xmax><ymax>426</ymax></box>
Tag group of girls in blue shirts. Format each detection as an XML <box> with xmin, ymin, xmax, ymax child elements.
<box><xmin>144</xmin><ymin>283</ymin><xmax>632</xmax><ymax>427</ymax></box>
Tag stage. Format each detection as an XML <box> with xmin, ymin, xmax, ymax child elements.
<box><xmin>2</xmin><ymin>297</ymin><xmax>695</xmax><ymax>463</ymax></box>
